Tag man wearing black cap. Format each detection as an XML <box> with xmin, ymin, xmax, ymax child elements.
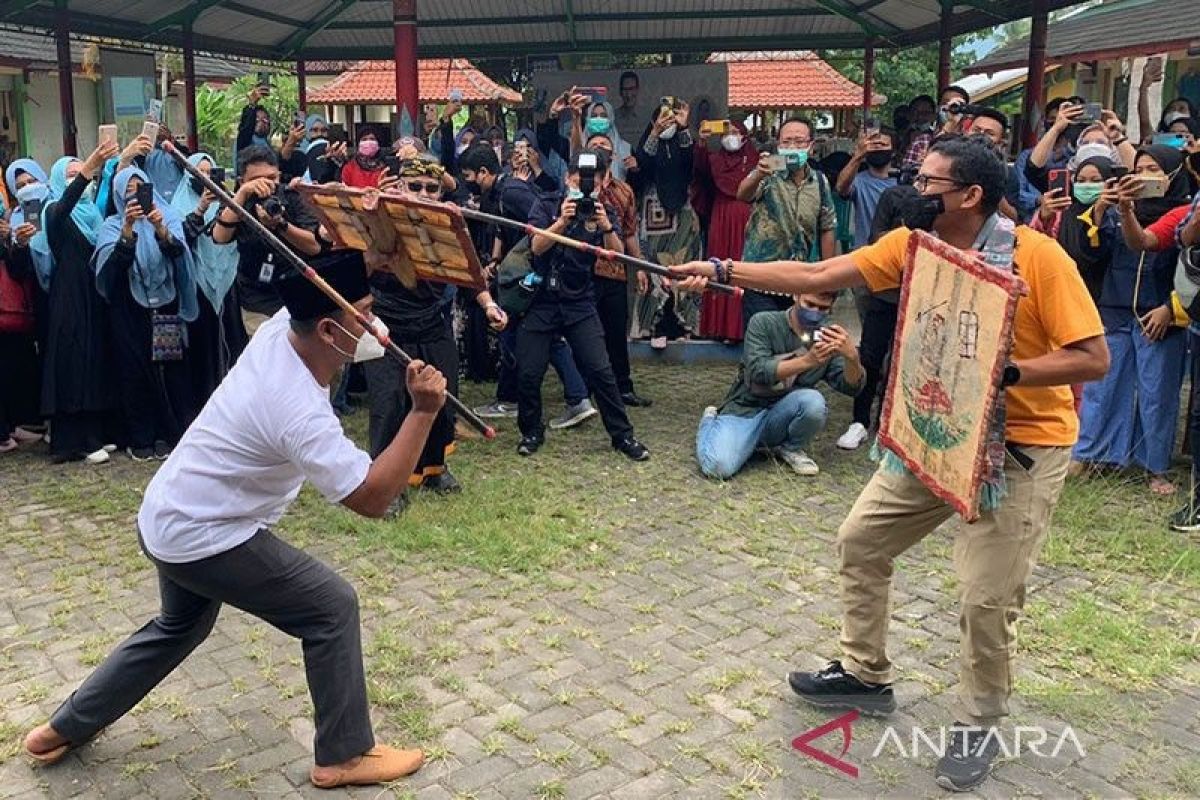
<box><xmin>24</xmin><ymin>252</ymin><xmax>443</xmax><ymax>790</ymax></box>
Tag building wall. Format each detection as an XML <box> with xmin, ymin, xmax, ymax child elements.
<box><xmin>19</xmin><ymin>71</ymin><xmax>100</xmax><ymax>166</ymax></box>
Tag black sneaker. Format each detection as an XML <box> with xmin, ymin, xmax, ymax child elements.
<box><xmin>126</xmin><ymin>446</ymin><xmax>155</xmax><ymax>462</ymax></box>
<box><xmin>153</xmin><ymin>440</ymin><xmax>172</xmax><ymax>460</ymax></box>
<box><xmin>613</xmin><ymin>435</ymin><xmax>650</xmax><ymax>461</ymax></box>
<box><xmin>421</xmin><ymin>469</ymin><xmax>462</xmax><ymax>494</ymax></box>
<box><xmin>384</xmin><ymin>492</ymin><xmax>409</xmax><ymax>519</ymax></box>
<box><xmin>787</xmin><ymin>660</ymin><xmax>896</xmax><ymax>716</ymax></box>
<box><xmin>517</xmin><ymin>436</ymin><xmax>543</xmax><ymax>457</ymax></box>
<box><xmin>621</xmin><ymin>391</ymin><xmax>653</xmax><ymax>408</ymax></box>
<box><xmin>1169</xmin><ymin>501</ymin><xmax>1200</xmax><ymax>532</ymax></box>
<box><xmin>935</xmin><ymin>723</ymin><xmax>1001</xmax><ymax>792</ymax></box>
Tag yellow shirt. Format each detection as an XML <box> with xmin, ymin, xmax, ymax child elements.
<box><xmin>851</xmin><ymin>226</ymin><xmax>1104</xmax><ymax>447</ymax></box>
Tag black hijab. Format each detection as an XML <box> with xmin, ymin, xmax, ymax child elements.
<box><xmin>1134</xmin><ymin>145</ymin><xmax>1191</xmax><ymax>226</ymax></box>
<box><xmin>1058</xmin><ymin>155</ymin><xmax>1114</xmax><ymax>302</ymax></box>
<box><xmin>636</xmin><ymin>109</ymin><xmax>692</xmax><ymax>214</ymax></box>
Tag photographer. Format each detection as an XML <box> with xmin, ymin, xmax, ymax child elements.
<box><xmin>213</xmin><ymin>145</ymin><xmax>323</xmax><ymax>335</ymax></box>
<box><xmin>696</xmin><ymin>291</ymin><xmax>862</xmax><ymax>480</ymax></box>
<box><xmin>516</xmin><ymin>150</ymin><xmax>650</xmax><ymax>462</ymax></box>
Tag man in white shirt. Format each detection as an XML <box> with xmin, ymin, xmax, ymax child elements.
<box><xmin>24</xmin><ymin>253</ymin><xmax>445</xmax><ymax>790</ymax></box>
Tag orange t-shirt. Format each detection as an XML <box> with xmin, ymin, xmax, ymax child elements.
<box><xmin>851</xmin><ymin>226</ymin><xmax>1104</xmax><ymax>447</ymax></box>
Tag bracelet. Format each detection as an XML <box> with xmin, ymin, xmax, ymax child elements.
<box><xmin>726</xmin><ymin>259</ymin><xmax>736</xmax><ymax>285</ymax></box>
<box><xmin>708</xmin><ymin>257</ymin><xmax>725</xmax><ymax>283</ymax></box>
<box><xmin>1113</xmin><ymin>136</ymin><xmax>1128</xmax><ymax>146</ymax></box>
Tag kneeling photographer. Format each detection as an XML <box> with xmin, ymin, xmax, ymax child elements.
<box><xmin>696</xmin><ymin>291</ymin><xmax>863</xmax><ymax>479</ymax></box>
<box><xmin>516</xmin><ymin>150</ymin><xmax>650</xmax><ymax>462</ymax></box>
<box><xmin>213</xmin><ymin>144</ymin><xmax>324</xmax><ymax>335</ymax></box>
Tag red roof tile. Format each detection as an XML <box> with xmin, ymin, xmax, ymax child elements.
<box><xmin>308</xmin><ymin>59</ymin><xmax>522</xmax><ymax>106</ymax></box>
<box><xmin>713</xmin><ymin>51</ymin><xmax>884</xmax><ymax>110</ymax></box>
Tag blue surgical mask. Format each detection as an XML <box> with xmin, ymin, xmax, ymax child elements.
<box><xmin>794</xmin><ymin>305</ymin><xmax>827</xmax><ymax>330</ymax></box>
<box><xmin>1072</xmin><ymin>182</ymin><xmax>1103</xmax><ymax>205</ymax></box>
<box><xmin>586</xmin><ymin>117</ymin><xmax>611</xmax><ymax>135</ymax></box>
<box><xmin>778</xmin><ymin>148</ymin><xmax>809</xmax><ymax>171</ymax></box>
<box><xmin>567</xmin><ymin>188</ymin><xmax>584</xmax><ymax>200</ymax></box>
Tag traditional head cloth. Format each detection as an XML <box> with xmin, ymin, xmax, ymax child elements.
<box><xmin>276</xmin><ymin>250</ymin><xmax>370</xmax><ymax>322</ymax></box>
<box><xmin>169</xmin><ymin>152</ymin><xmax>240</xmax><ymax>312</ymax></box>
<box><xmin>397</xmin><ymin>156</ymin><xmax>445</xmax><ymax>180</ymax></box>
<box><xmin>1134</xmin><ymin>144</ymin><xmax>1191</xmax><ymax>226</ymax></box>
<box><xmin>93</xmin><ymin>166</ymin><xmax>198</xmax><ymax>321</ymax></box>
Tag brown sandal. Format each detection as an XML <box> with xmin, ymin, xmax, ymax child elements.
<box><xmin>310</xmin><ymin>745</ymin><xmax>424</xmax><ymax>789</ymax></box>
<box><xmin>25</xmin><ymin>742</ymin><xmax>70</xmax><ymax>766</ymax></box>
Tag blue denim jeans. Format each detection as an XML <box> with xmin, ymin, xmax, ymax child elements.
<box><xmin>696</xmin><ymin>388</ymin><xmax>828</xmax><ymax>479</ymax></box>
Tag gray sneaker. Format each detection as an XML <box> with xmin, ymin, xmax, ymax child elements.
<box><xmin>473</xmin><ymin>401</ymin><xmax>518</xmax><ymax>419</ymax></box>
<box><xmin>776</xmin><ymin>448</ymin><xmax>820</xmax><ymax>476</ymax></box>
<box><xmin>549</xmin><ymin>399</ymin><xmax>598</xmax><ymax>430</ymax></box>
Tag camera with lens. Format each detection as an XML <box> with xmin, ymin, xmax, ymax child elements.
<box><xmin>245</xmin><ymin>190</ymin><xmax>284</xmax><ymax>221</ymax></box>
<box><xmin>574</xmin><ymin>152</ymin><xmax>598</xmax><ymax>218</ymax></box>
<box><xmin>945</xmin><ymin>99</ymin><xmax>966</xmax><ymax>116</ymax></box>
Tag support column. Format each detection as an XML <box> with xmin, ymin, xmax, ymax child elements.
<box><xmin>183</xmin><ymin>21</ymin><xmax>199</xmax><ymax>152</ymax></box>
<box><xmin>863</xmin><ymin>42</ymin><xmax>875</xmax><ymax>119</ymax></box>
<box><xmin>937</xmin><ymin>0</ymin><xmax>953</xmax><ymax>96</ymax></box>
<box><xmin>297</xmin><ymin>59</ymin><xmax>308</xmax><ymax>114</ymax></box>
<box><xmin>1021</xmin><ymin>0</ymin><xmax>1049</xmax><ymax>149</ymax></box>
<box><xmin>392</xmin><ymin>0</ymin><xmax>418</xmax><ymax>137</ymax></box>
<box><xmin>54</xmin><ymin>0</ymin><xmax>76</xmax><ymax>156</ymax></box>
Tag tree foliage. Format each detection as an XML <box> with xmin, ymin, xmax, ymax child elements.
<box><xmin>195</xmin><ymin>73</ymin><xmax>299</xmax><ymax>168</ymax></box>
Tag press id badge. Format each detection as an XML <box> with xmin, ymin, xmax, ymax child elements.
<box><xmin>258</xmin><ymin>255</ymin><xmax>275</xmax><ymax>283</ymax></box>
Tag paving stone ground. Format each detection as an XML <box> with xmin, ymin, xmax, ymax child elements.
<box><xmin>1</xmin><ymin>356</ymin><xmax>1198</xmax><ymax>799</ymax></box>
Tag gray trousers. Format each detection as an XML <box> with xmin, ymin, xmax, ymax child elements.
<box><xmin>49</xmin><ymin>529</ymin><xmax>374</xmax><ymax>766</ymax></box>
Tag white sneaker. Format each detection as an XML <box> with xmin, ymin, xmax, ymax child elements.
<box><xmin>84</xmin><ymin>448</ymin><xmax>111</xmax><ymax>465</ymax></box>
<box><xmin>837</xmin><ymin>422</ymin><xmax>869</xmax><ymax>451</ymax></box>
<box><xmin>650</xmin><ymin>336</ymin><xmax>668</xmax><ymax>350</ymax></box>
<box><xmin>702</xmin><ymin>405</ymin><xmax>718</xmax><ymax>421</ymax></box>
<box><xmin>777</xmin><ymin>448</ymin><xmax>819</xmax><ymax>476</ymax></box>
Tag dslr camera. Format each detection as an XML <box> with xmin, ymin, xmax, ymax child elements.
<box><xmin>574</xmin><ymin>152</ymin><xmax>598</xmax><ymax>219</ymax></box>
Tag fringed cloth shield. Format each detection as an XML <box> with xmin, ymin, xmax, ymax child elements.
<box><xmin>296</xmin><ymin>184</ymin><xmax>486</xmax><ymax>292</ymax></box>
<box><xmin>877</xmin><ymin>230</ymin><xmax>1025</xmax><ymax>522</ymax></box>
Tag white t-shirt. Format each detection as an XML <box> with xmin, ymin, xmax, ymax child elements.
<box><xmin>139</xmin><ymin>310</ymin><xmax>372</xmax><ymax>563</ymax></box>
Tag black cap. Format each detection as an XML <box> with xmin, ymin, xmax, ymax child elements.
<box><xmin>276</xmin><ymin>251</ymin><xmax>370</xmax><ymax>322</ymax></box>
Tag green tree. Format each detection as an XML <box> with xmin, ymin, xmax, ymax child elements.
<box><xmin>195</xmin><ymin>73</ymin><xmax>299</xmax><ymax>168</ymax></box>
<box><xmin>818</xmin><ymin>42</ymin><xmax>974</xmax><ymax>123</ymax></box>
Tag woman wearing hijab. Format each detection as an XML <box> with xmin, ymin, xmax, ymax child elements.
<box><xmin>566</xmin><ymin>100</ymin><xmax>634</xmax><ymax>182</ymax></box>
<box><xmin>693</xmin><ymin>120</ymin><xmax>755</xmax><ymax>342</ymax></box>
<box><xmin>1073</xmin><ymin>145</ymin><xmax>1193</xmax><ymax>494</ymax></box>
<box><xmin>171</xmin><ymin>153</ymin><xmax>248</xmax><ymax>405</ymax></box>
<box><xmin>0</xmin><ymin>174</ymin><xmax>43</xmax><ymax>455</ymax></box>
<box><xmin>281</xmin><ymin>113</ymin><xmax>329</xmax><ymax>180</ymax></box>
<box><xmin>629</xmin><ymin>100</ymin><xmax>703</xmax><ymax>346</ymax></box>
<box><xmin>340</xmin><ymin>130</ymin><xmax>387</xmax><ymax>188</ymax></box>
<box><xmin>9</xmin><ymin>150</ymin><xmax>121</xmax><ymax>464</ymax></box>
<box><xmin>1031</xmin><ymin>155</ymin><xmax>1120</xmax><ymax>304</ymax></box>
<box><xmin>94</xmin><ymin>166</ymin><xmax>199</xmax><ymax>461</ymax></box>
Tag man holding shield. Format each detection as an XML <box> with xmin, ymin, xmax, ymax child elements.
<box><xmin>671</xmin><ymin>137</ymin><xmax>1109</xmax><ymax>791</ymax></box>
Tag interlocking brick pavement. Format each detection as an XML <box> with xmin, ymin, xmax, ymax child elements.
<box><xmin>2</xmin><ymin>364</ymin><xmax>1198</xmax><ymax>799</ymax></box>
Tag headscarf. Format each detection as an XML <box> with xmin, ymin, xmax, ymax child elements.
<box><xmin>1067</xmin><ymin>140</ymin><xmax>1118</xmax><ymax>171</ymax></box>
<box><xmin>5</xmin><ymin>159</ymin><xmax>53</xmax><ymax>288</ymax></box>
<box><xmin>93</xmin><ymin>166</ymin><xmax>198</xmax><ymax>321</ymax></box>
<box><xmin>300</xmin><ymin>114</ymin><xmax>328</xmax><ymax>153</ymax></box>
<box><xmin>707</xmin><ymin>119</ymin><xmax>756</xmax><ymax>197</ymax></box>
<box><xmin>454</xmin><ymin>125</ymin><xmax>478</xmax><ymax>156</ymax></box>
<box><xmin>144</xmin><ymin>145</ymin><xmax>184</xmax><ymax>203</ymax></box>
<box><xmin>49</xmin><ymin>157</ymin><xmax>105</xmax><ymax>245</ymax></box>
<box><xmin>1057</xmin><ymin>155</ymin><xmax>1115</xmax><ymax>300</ymax></box>
<box><xmin>584</xmin><ymin>101</ymin><xmax>633</xmax><ymax>181</ymax></box>
<box><xmin>353</xmin><ymin>130</ymin><xmax>384</xmax><ymax>173</ymax></box>
<box><xmin>1159</xmin><ymin>99</ymin><xmax>1198</xmax><ymax>132</ymax></box>
<box><xmin>637</xmin><ymin>108</ymin><xmax>693</xmax><ymax>214</ymax></box>
<box><xmin>169</xmin><ymin>153</ymin><xmax>239</xmax><ymax>312</ymax></box>
<box><xmin>1134</xmin><ymin>145</ymin><xmax>1191</xmax><ymax>226</ymax></box>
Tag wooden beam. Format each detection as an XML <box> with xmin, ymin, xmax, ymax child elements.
<box><xmin>563</xmin><ymin>0</ymin><xmax>577</xmax><ymax>48</ymax></box>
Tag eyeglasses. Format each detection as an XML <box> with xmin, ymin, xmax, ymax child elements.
<box><xmin>405</xmin><ymin>181</ymin><xmax>441</xmax><ymax>195</ymax></box>
<box><xmin>913</xmin><ymin>174</ymin><xmax>966</xmax><ymax>192</ymax></box>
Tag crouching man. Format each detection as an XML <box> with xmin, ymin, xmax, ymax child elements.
<box><xmin>697</xmin><ymin>290</ymin><xmax>863</xmax><ymax>478</ymax></box>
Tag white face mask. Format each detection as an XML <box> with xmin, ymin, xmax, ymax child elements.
<box><xmin>330</xmin><ymin>317</ymin><xmax>388</xmax><ymax>363</ymax></box>
<box><xmin>721</xmin><ymin>133</ymin><xmax>743</xmax><ymax>152</ymax></box>
<box><xmin>659</xmin><ymin>124</ymin><xmax>677</xmax><ymax>140</ymax></box>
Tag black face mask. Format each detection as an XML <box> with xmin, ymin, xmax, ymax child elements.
<box><xmin>900</xmin><ymin>192</ymin><xmax>947</xmax><ymax>231</ymax></box>
<box><xmin>865</xmin><ymin>150</ymin><xmax>894</xmax><ymax>169</ymax></box>
<box><xmin>189</xmin><ymin>177</ymin><xmax>205</xmax><ymax>195</ymax></box>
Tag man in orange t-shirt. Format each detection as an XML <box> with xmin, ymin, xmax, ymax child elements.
<box><xmin>672</xmin><ymin>137</ymin><xmax>1109</xmax><ymax>792</ymax></box>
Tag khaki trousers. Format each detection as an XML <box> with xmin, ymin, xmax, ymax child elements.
<box><xmin>837</xmin><ymin>445</ymin><xmax>1070</xmax><ymax>725</ymax></box>
<box><xmin>241</xmin><ymin>309</ymin><xmax>271</xmax><ymax>337</ymax></box>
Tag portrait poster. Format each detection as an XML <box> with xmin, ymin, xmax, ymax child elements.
<box><xmin>877</xmin><ymin>230</ymin><xmax>1024</xmax><ymax>521</ymax></box>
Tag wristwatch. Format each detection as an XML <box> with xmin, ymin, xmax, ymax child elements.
<box><xmin>1002</xmin><ymin>361</ymin><xmax>1021</xmax><ymax>388</ymax></box>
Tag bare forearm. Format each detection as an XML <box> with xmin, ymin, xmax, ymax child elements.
<box><xmin>835</xmin><ymin>156</ymin><xmax>862</xmax><ymax>198</ymax></box>
<box><xmin>1138</xmin><ymin>80</ymin><xmax>1153</xmax><ymax>142</ymax></box>
<box><xmin>1029</xmin><ymin>126</ymin><xmax>1061</xmax><ymax>169</ymax></box>
<box><xmin>727</xmin><ymin>254</ymin><xmax>865</xmax><ymax>295</ymax></box>
<box><xmin>1014</xmin><ymin>337</ymin><xmax>1109</xmax><ymax>387</ymax></box>
<box><xmin>842</xmin><ymin>356</ymin><xmax>865</xmax><ymax>387</ymax></box>
<box><xmin>820</xmin><ymin>230</ymin><xmax>835</xmax><ymax>260</ymax></box>
<box><xmin>284</xmin><ymin>224</ymin><xmax>321</xmax><ymax>256</ymax></box>
<box><xmin>737</xmin><ymin>171</ymin><xmax>765</xmax><ymax>203</ymax></box>
<box><xmin>350</xmin><ymin>411</ymin><xmax>437</xmax><ymax>517</ymax></box>
<box><xmin>1118</xmin><ymin>205</ymin><xmax>1156</xmax><ymax>250</ymax></box>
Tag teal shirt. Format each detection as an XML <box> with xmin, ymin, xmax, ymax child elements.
<box><xmin>719</xmin><ymin>309</ymin><xmax>863</xmax><ymax>417</ymax></box>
